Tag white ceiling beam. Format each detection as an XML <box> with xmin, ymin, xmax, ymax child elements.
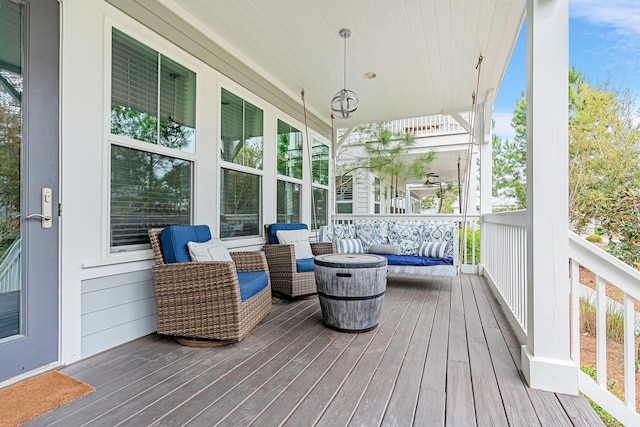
<box><xmin>449</xmin><ymin>112</ymin><xmax>471</xmax><ymax>133</ymax></box>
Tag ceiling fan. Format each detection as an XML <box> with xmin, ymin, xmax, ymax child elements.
<box><xmin>424</xmin><ymin>172</ymin><xmax>440</xmax><ymax>186</ymax></box>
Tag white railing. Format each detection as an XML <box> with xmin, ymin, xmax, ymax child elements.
<box><xmin>0</xmin><ymin>238</ymin><xmax>21</xmax><ymax>293</ymax></box>
<box><xmin>332</xmin><ymin>213</ymin><xmax>480</xmax><ymax>269</ymax></box>
<box><xmin>337</xmin><ymin>113</ymin><xmax>469</xmax><ymax>143</ymax></box>
<box><xmin>569</xmin><ymin>232</ymin><xmax>640</xmax><ymax>426</ymax></box>
<box><xmin>385</xmin><ymin>114</ymin><xmax>469</xmax><ymax>137</ymax></box>
<box><xmin>482</xmin><ymin>211</ymin><xmax>528</xmax><ymax>337</ymax></box>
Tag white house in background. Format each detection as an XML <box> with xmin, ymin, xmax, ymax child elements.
<box><xmin>4</xmin><ymin>1</ymin><xmax>638</xmax><ymax>424</ymax></box>
<box><xmin>334</xmin><ymin>116</ymin><xmax>477</xmax><ymax>215</ymax></box>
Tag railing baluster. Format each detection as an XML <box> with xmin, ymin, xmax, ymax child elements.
<box><xmin>624</xmin><ymin>293</ymin><xmax>635</xmax><ymax>410</ymax></box>
<box><xmin>570</xmin><ymin>259</ymin><xmax>581</xmax><ymax>365</ymax></box>
<box><xmin>596</xmin><ymin>275</ymin><xmax>607</xmax><ymax>387</ymax></box>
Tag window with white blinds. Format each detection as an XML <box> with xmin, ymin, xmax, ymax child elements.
<box><xmin>276</xmin><ymin>180</ymin><xmax>300</xmax><ymax>224</ymax></box>
<box><xmin>312</xmin><ymin>187</ymin><xmax>328</xmax><ymax>228</ymax></box>
<box><xmin>336</xmin><ymin>175</ymin><xmax>353</xmax><ymax>214</ymax></box>
<box><xmin>110</xmin><ymin>146</ymin><xmax>192</xmax><ymax>250</ymax></box>
<box><xmin>276</xmin><ymin>120</ymin><xmax>302</xmax><ymax>179</ymax></box>
<box><xmin>312</xmin><ymin>139</ymin><xmax>329</xmax><ymax>186</ymax></box>
<box><xmin>311</xmin><ymin>139</ymin><xmax>329</xmax><ymax>229</ymax></box>
<box><xmin>109</xmin><ymin>28</ymin><xmax>195</xmax><ymax>251</ymax></box>
<box><xmin>111</xmin><ymin>28</ymin><xmax>195</xmax><ymax>152</ymax></box>
<box><xmin>220</xmin><ymin>88</ymin><xmax>263</xmax><ymax>168</ymax></box>
<box><xmin>220</xmin><ymin>168</ymin><xmax>261</xmax><ymax>238</ymax></box>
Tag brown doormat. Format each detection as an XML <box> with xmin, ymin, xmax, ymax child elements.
<box><xmin>0</xmin><ymin>370</ymin><xmax>94</xmax><ymax>427</ymax></box>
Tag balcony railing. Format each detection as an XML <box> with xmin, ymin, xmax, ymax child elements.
<box><xmin>386</xmin><ymin>114</ymin><xmax>469</xmax><ymax>137</ymax></box>
<box><xmin>569</xmin><ymin>231</ymin><xmax>640</xmax><ymax>426</ymax></box>
<box><xmin>482</xmin><ymin>211</ymin><xmax>528</xmax><ymax>338</ymax></box>
<box><xmin>337</xmin><ymin>113</ymin><xmax>469</xmax><ymax>143</ymax></box>
<box><xmin>483</xmin><ymin>211</ymin><xmax>640</xmax><ymax>425</ymax></box>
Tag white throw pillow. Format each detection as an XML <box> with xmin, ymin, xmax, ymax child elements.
<box><xmin>337</xmin><ymin>238</ymin><xmax>364</xmax><ymax>254</ymax></box>
<box><xmin>187</xmin><ymin>238</ymin><xmax>233</xmax><ymax>262</ymax></box>
<box><xmin>276</xmin><ymin>229</ymin><xmax>314</xmax><ymax>259</ymax></box>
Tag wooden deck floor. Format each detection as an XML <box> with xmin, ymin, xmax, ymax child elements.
<box><xmin>27</xmin><ymin>274</ymin><xmax>602</xmax><ymax>426</ymax></box>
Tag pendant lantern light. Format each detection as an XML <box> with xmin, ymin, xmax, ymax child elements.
<box><xmin>331</xmin><ymin>28</ymin><xmax>358</xmax><ymax>119</ymax></box>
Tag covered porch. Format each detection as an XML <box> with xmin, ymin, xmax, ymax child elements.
<box><xmin>28</xmin><ymin>274</ymin><xmax>602</xmax><ymax>426</ymax></box>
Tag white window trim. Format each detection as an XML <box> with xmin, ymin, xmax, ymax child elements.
<box><xmin>103</xmin><ymin>18</ymin><xmax>203</xmax><ymax>258</ymax></box>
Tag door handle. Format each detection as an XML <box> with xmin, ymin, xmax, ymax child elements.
<box><xmin>24</xmin><ymin>188</ymin><xmax>52</xmax><ymax>229</ymax></box>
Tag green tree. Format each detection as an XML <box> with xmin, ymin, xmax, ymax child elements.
<box><xmin>494</xmin><ymin>68</ymin><xmax>640</xmax><ymax>268</ymax></box>
<box><xmin>568</xmin><ymin>81</ymin><xmax>640</xmax><ymax>232</ymax></box>
<box><xmin>492</xmin><ymin>111</ymin><xmax>526</xmax><ymax>209</ymax></box>
<box><xmin>435</xmin><ymin>183</ymin><xmax>457</xmax><ymax>214</ymax></box>
<box><xmin>0</xmin><ymin>73</ymin><xmax>22</xmax><ymax>258</ymax></box>
<box><xmin>421</xmin><ymin>197</ymin><xmax>436</xmax><ymax>211</ymax></box>
<box><xmin>337</xmin><ymin>123</ymin><xmax>436</xmax><ymax>212</ymax></box>
<box><xmin>591</xmin><ymin>189</ymin><xmax>640</xmax><ymax>269</ymax></box>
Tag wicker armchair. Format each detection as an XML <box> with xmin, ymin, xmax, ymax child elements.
<box><xmin>262</xmin><ymin>224</ymin><xmax>335</xmax><ymax>298</ymax></box>
<box><xmin>148</xmin><ymin>227</ymin><xmax>272</xmax><ymax>346</ymax></box>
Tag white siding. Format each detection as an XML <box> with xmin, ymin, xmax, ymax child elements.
<box><xmin>81</xmin><ymin>270</ymin><xmax>156</xmax><ymax>357</ymax></box>
<box><xmin>59</xmin><ymin>0</ymin><xmax>331</xmax><ymax>366</ymax></box>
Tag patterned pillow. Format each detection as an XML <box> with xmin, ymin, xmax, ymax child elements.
<box><xmin>354</xmin><ymin>220</ymin><xmax>388</xmax><ymax>253</ymax></box>
<box><xmin>422</xmin><ymin>224</ymin><xmax>456</xmax><ymax>257</ymax></box>
<box><xmin>318</xmin><ymin>225</ymin><xmax>333</xmax><ymax>243</ymax></box>
<box><xmin>333</xmin><ymin>223</ymin><xmax>357</xmax><ymax>240</ymax></box>
<box><xmin>388</xmin><ymin>220</ymin><xmax>424</xmax><ymax>254</ymax></box>
<box><xmin>418</xmin><ymin>241</ymin><xmax>450</xmax><ymax>258</ymax></box>
<box><xmin>337</xmin><ymin>238</ymin><xmax>364</xmax><ymax>254</ymax></box>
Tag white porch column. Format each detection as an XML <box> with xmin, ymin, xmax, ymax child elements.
<box><xmin>521</xmin><ymin>0</ymin><xmax>577</xmax><ymax>395</ymax></box>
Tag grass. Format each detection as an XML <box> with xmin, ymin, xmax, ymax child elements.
<box><xmin>579</xmin><ymin>297</ymin><xmax>626</xmax><ymax>343</ymax></box>
<box><xmin>579</xmin><ymin>297</ymin><xmax>639</xmax><ymax>425</ymax></box>
<box><xmin>587</xmin><ymin>234</ymin><xmax>604</xmax><ymax>243</ymax></box>
<box><xmin>580</xmin><ymin>366</ymin><xmax>623</xmax><ymax>426</ymax></box>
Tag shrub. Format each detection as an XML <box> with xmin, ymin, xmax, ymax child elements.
<box><xmin>586</xmin><ymin>234</ymin><xmax>603</xmax><ymax>243</ymax></box>
<box><xmin>594</xmin><ymin>225</ymin><xmax>605</xmax><ymax>236</ymax></box>
<box><xmin>459</xmin><ymin>227</ymin><xmax>480</xmax><ymax>265</ymax></box>
<box><xmin>579</xmin><ymin>297</ymin><xmax>625</xmax><ymax>343</ymax></box>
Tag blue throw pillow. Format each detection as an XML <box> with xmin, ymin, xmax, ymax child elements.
<box><xmin>266</xmin><ymin>223</ymin><xmax>308</xmax><ymax>244</ymax></box>
<box><xmin>160</xmin><ymin>225</ymin><xmax>212</xmax><ymax>263</ymax></box>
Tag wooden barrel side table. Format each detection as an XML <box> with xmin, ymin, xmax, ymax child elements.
<box><xmin>314</xmin><ymin>253</ymin><xmax>388</xmax><ymax>332</ymax></box>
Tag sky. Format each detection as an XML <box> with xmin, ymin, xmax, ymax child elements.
<box><xmin>493</xmin><ymin>0</ymin><xmax>640</xmax><ymax>141</ymax></box>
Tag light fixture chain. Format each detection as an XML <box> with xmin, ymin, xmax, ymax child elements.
<box><xmin>343</xmin><ymin>34</ymin><xmax>347</xmax><ymax>89</ymax></box>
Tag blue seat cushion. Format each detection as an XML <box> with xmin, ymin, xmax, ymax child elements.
<box><xmin>266</xmin><ymin>223</ymin><xmax>308</xmax><ymax>244</ymax></box>
<box><xmin>237</xmin><ymin>271</ymin><xmax>269</xmax><ymax>302</ymax></box>
<box><xmin>379</xmin><ymin>254</ymin><xmax>453</xmax><ymax>266</ymax></box>
<box><xmin>160</xmin><ymin>225</ymin><xmax>212</xmax><ymax>263</ymax></box>
<box><xmin>296</xmin><ymin>257</ymin><xmax>315</xmax><ymax>272</ymax></box>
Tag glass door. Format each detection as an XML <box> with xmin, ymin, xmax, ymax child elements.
<box><xmin>0</xmin><ymin>0</ymin><xmax>59</xmax><ymax>382</ymax></box>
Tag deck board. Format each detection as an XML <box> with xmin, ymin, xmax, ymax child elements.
<box><xmin>469</xmin><ymin>274</ymin><xmax>542</xmax><ymax>427</ymax></box>
<box><xmin>23</xmin><ymin>274</ymin><xmax>603</xmax><ymax>427</ymax></box>
<box><xmin>414</xmin><ymin>275</ymin><xmax>451</xmax><ymax>425</ymax></box>
<box><xmin>462</xmin><ymin>274</ymin><xmax>509</xmax><ymax>426</ymax></box>
<box><xmin>381</xmin><ymin>276</ymin><xmax>440</xmax><ymax>427</ymax></box>
<box><xmin>446</xmin><ymin>275</ymin><xmax>476</xmax><ymax>426</ymax></box>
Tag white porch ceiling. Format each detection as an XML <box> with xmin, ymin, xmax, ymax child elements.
<box><xmin>163</xmin><ymin>0</ymin><xmax>525</xmax><ymax>129</ymax></box>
